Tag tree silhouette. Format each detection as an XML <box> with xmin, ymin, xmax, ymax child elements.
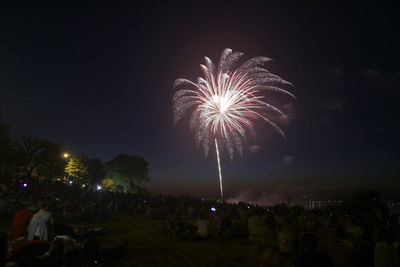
<box><xmin>36</xmin><ymin>141</ymin><xmax>65</xmax><ymax>183</ymax></box>
<box><xmin>105</xmin><ymin>154</ymin><xmax>149</xmax><ymax>192</ymax></box>
<box><xmin>88</xmin><ymin>158</ymin><xmax>105</xmax><ymax>186</ymax></box>
<box><xmin>14</xmin><ymin>136</ymin><xmax>65</xmax><ymax>182</ymax></box>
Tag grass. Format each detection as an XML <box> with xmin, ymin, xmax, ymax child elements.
<box><xmin>94</xmin><ymin>214</ymin><xmax>252</xmax><ymax>266</ymax></box>
<box><xmin>1</xmin><ymin>213</ymin><xmax>353</xmax><ymax>266</ymax></box>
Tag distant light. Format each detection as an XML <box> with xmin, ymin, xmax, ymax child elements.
<box><xmin>97</xmin><ymin>185</ymin><xmax>102</xmax><ymax>190</ymax></box>
<box><xmin>82</xmin><ymin>184</ymin><xmax>86</xmax><ymax>188</ymax></box>
<box><xmin>63</xmin><ymin>153</ymin><xmax>69</xmax><ymax>158</ymax></box>
<box><xmin>23</xmin><ymin>183</ymin><xmax>27</xmax><ymax>188</ymax></box>
<box><xmin>211</xmin><ymin>207</ymin><xmax>216</xmax><ymax>212</ymax></box>
<box><xmin>69</xmin><ymin>181</ymin><xmax>73</xmax><ymax>185</ymax></box>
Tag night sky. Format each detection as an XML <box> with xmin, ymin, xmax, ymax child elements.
<box><xmin>1</xmin><ymin>1</ymin><xmax>399</xmax><ymax>198</ymax></box>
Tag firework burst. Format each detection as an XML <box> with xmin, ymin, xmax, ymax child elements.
<box><xmin>173</xmin><ymin>48</ymin><xmax>294</xmax><ymax>199</ymax></box>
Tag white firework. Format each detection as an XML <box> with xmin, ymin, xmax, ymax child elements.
<box><xmin>173</xmin><ymin>48</ymin><xmax>294</xmax><ymax>199</ymax></box>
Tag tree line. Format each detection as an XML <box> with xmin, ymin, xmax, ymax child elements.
<box><xmin>0</xmin><ymin>109</ymin><xmax>149</xmax><ymax>192</ymax></box>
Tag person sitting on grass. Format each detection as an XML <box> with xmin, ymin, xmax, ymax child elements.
<box><xmin>27</xmin><ymin>201</ymin><xmax>55</xmax><ymax>241</ymax></box>
<box><xmin>168</xmin><ymin>208</ymin><xmax>185</xmax><ymax>239</ymax></box>
<box><xmin>11</xmin><ymin>199</ymin><xmax>37</xmax><ymax>240</ymax></box>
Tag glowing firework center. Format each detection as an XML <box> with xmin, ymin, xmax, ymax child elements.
<box><xmin>213</xmin><ymin>95</ymin><xmax>228</xmax><ymax>113</ymax></box>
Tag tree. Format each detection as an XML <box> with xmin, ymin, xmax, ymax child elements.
<box><xmin>105</xmin><ymin>154</ymin><xmax>150</xmax><ymax>192</ymax></box>
<box><xmin>14</xmin><ymin>136</ymin><xmax>65</xmax><ymax>182</ymax></box>
<box><xmin>36</xmin><ymin>141</ymin><xmax>65</xmax><ymax>183</ymax></box>
<box><xmin>88</xmin><ymin>158</ymin><xmax>105</xmax><ymax>186</ymax></box>
<box><xmin>15</xmin><ymin>135</ymin><xmax>47</xmax><ymax>181</ymax></box>
<box><xmin>65</xmin><ymin>154</ymin><xmax>88</xmax><ymax>183</ymax></box>
<box><xmin>102</xmin><ymin>177</ymin><xmax>123</xmax><ymax>191</ymax></box>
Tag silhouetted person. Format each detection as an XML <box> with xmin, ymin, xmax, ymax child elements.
<box><xmin>34</xmin><ymin>238</ymin><xmax>65</xmax><ymax>267</ymax></box>
<box><xmin>293</xmin><ymin>232</ymin><xmax>333</xmax><ymax>267</ymax></box>
<box><xmin>82</xmin><ymin>237</ymin><xmax>128</xmax><ymax>267</ymax></box>
<box><xmin>0</xmin><ymin>232</ymin><xmax>7</xmax><ymax>267</ymax></box>
<box><xmin>374</xmin><ymin>228</ymin><xmax>400</xmax><ymax>267</ymax></box>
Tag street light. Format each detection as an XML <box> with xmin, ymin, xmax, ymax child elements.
<box><xmin>63</xmin><ymin>152</ymin><xmax>70</xmax><ymax>183</ymax></box>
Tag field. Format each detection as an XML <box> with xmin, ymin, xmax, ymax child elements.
<box><xmin>1</xmin><ymin>213</ymin><xmax>353</xmax><ymax>266</ymax></box>
<box><xmin>89</xmin><ymin>214</ymin><xmax>252</xmax><ymax>266</ymax></box>
<box><xmin>1</xmin><ymin>214</ymin><xmax>252</xmax><ymax>266</ymax></box>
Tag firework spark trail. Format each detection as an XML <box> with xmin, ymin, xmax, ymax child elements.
<box><xmin>215</xmin><ymin>138</ymin><xmax>223</xmax><ymax>200</ymax></box>
<box><xmin>173</xmin><ymin>48</ymin><xmax>294</xmax><ymax>200</ymax></box>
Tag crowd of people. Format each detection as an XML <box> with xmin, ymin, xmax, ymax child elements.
<box><xmin>0</xmin><ymin>181</ymin><xmax>132</xmax><ymax>267</ymax></box>
<box><xmin>156</xmin><ymin>196</ymin><xmax>400</xmax><ymax>266</ymax></box>
<box><xmin>0</xmin><ymin>180</ymin><xmax>399</xmax><ymax>266</ymax></box>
